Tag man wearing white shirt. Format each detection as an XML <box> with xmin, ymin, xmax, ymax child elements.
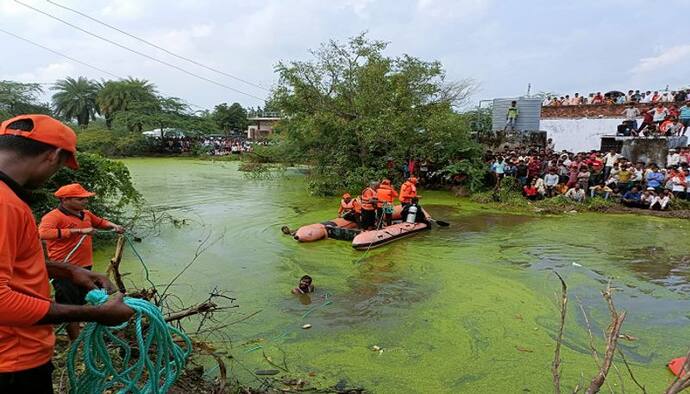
<box><xmin>667</xmin><ymin>149</ymin><xmax>681</xmax><ymax>167</ymax></box>
<box><xmin>622</xmin><ymin>105</ymin><xmax>640</xmax><ymax>130</ymax></box>
<box><xmin>602</xmin><ymin>149</ymin><xmax>621</xmax><ymax>180</ymax></box>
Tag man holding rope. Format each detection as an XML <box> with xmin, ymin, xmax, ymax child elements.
<box><xmin>0</xmin><ymin>115</ymin><xmax>133</xmax><ymax>393</ymax></box>
<box><xmin>39</xmin><ymin>183</ymin><xmax>126</xmax><ymax>340</ymax></box>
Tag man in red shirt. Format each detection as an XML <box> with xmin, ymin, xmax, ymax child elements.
<box><xmin>0</xmin><ymin>115</ymin><xmax>132</xmax><ymax>393</ymax></box>
<box><xmin>39</xmin><ymin>183</ymin><xmax>125</xmax><ymax>340</ymax></box>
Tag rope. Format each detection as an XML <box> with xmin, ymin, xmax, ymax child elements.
<box><xmin>66</xmin><ymin>289</ymin><xmax>192</xmax><ymax>394</ymax></box>
<box><xmin>122</xmin><ymin>233</ymin><xmax>157</xmax><ymax>290</ymax></box>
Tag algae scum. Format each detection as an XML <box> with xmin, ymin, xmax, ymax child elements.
<box><xmin>101</xmin><ymin>158</ymin><xmax>690</xmax><ymax>393</ymax></box>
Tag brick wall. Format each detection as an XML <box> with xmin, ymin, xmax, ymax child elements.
<box><xmin>541</xmin><ymin>103</ymin><xmax>676</xmax><ymax>119</ymax></box>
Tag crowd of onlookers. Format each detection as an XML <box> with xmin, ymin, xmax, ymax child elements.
<box><xmin>488</xmin><ymin>139</ymin><xmax>690</xmax><ymax>210</ymax></box>
<box><xmin>146</xmin><ymin>135</ymin><xmax>255</xmax><ymax>155</ymax></box>
<box><xmin>542</xmin><ymin>89</ymin><xmax>690</xmax><ymax>107</ymax></box>
<box><xmin>615</xmin><ymin>102</ymin><xmax>690</xmax><ymax>137</ymax></box>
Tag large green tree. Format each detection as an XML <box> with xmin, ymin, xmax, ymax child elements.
<box><xmin>268</xmin><ymin>33</ymin><xmax>483</xmax><ymax>195</ymax></box>
<box><xmin>212</xmin><ymin>102</ymin><xmax>248</xmax><ymax>134</ymax></box>
<box><xmin>0</xmin><ymin>81</ymin><xmax>52</xmax><ymax>121</ymax></box>
<box><xmin>51</xmin><ymin>76</ymin><xmax>101</xmax><ymax>127</ymax></box>
<box><xmin>96</xmin><ymin>78</ymin><xmax>158</xmax><ymax>129</ymax></box>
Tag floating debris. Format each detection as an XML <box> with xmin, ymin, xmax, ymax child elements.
<box><xmin>255</xmin><ymin>369</ymin><xmax>280</xmax><ymax>376</ymax></box>
<box><xmin>572</xmin><ymin>262</ymin><xmax>582</xmax><ymax>267</ymax></box>
<box><xmin>302</xmin><ymin>324</ymin><xmax>312</xmax><ymax>329</ymax></box>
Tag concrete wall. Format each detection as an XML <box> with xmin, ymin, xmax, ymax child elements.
<box><xmin>621</xmin><ymin>139</ymin><xmax>668</xmax><ymax>167</ymax></box>
<box><xmin>541</xmin><ymin>118</ymin><xmax>624</xmax><ymax>152</ymax></box>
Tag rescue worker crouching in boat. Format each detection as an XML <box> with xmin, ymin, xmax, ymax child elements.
<box><xmin>360</xmin><ymin>181</ymin><xmax>379</xmax><ymax>230</ymax></box>
<box><xmin>399</xmin><ymin>177</ymin><xmax>420</xmax><ymax>207</ymax></box>
<box><xmin>401</xmin><ymin>197</ymin><xmax>428</xmax><ymax>224</ymax></box>
<box><xmin>338</xmin><ymin>193</ymin><xmax>359</xmax><ymax>223</ymax></box>
<box><xmin>376</xmin><ymin>179</ymin><xmax>398</xmax><ymax>226</ymax></box>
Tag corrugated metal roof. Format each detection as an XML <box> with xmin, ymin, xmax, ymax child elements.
<box><xmin>491</xmin><ymin>97</ymin><xmax>541</xmax><ymax>132</ymax></box>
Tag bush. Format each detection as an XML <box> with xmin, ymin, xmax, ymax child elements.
<box><xmin>77</xmin><ymin>127</ymin><xmax>153</xmax><ymax>157</ymax></box>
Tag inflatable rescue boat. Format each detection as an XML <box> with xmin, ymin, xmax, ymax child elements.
<box><xmin>293</xmin><ymin>206</ymin><xmax>405</xmax><ymax>243</ymax></box>
<box><xmin>293</xmin><ymin>218</ymin><xmax>358</xmax><ymax>242</ymax></box>
<box><xmin>351</xmin><ymin>221</ymin><xmax>430</xmax><ymax>250</ymax></box>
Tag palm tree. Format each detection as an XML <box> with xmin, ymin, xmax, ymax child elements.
<box><xmin>96</xmin><ymin>78</ymin><xmax>158</xmax><ymax>129</ymax></box>
<box><xmin>51</xmin><ymin>77</ymin><xmax>101</xmax><ymax>127</ymax></box>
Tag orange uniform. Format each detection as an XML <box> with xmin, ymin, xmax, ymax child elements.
<box><xmin>338</xmin><ymin>198</ymin><xmax>355</xmax><ymax>216</ymax></box>
<box><xmin>0</xmin><ymin>174</ymin><xmax>53</xmax><ymax>373</ymax></box>
<box><xmin>399</xmin><ymin>180</ymin><xmax>418</xmax><ymax>204</ymax></box>
<box><xmin>376</xmin><ymin>182</ymin><xmax>398</xmax><ymax>207</ymax></box>
<box><xmin>39</xmin><ymin>208</ymin><xmax>113</xmax><ymax>267</ymax></box>
<box><xmin>361</xmin><ymin>187</ymin><xmax>377</xmax><ymax>210</ymax></box>
<box><xmin>353</xmin><ymin>197</ymin><xmax>362</xmax><ymax>214</ymax></box>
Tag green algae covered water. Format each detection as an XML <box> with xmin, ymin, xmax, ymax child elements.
<box><xmin>96</xmin><ymin>158</ymin><xmax>690</xmax><ymax>393</ymax></box>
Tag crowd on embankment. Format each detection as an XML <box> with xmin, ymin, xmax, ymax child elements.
<box><xmin>147</xmin><ymin>135</ymin><xmax>255</xmax><ymax>155</ymax></box>
<box><xmin>487</xmin><ymin>141</ymin><xmax>690</xmax><ymax>211</ymax></box>
<box><xmin>542</xmin><ymin>88</ymin><xmax>690</xmax><ymax>107</ymax></box>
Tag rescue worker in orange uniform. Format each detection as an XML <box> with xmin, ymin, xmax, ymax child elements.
<box><xmin>360</xmin><ymin>181</ymin><xmax>379</xmax><ymax>230</ymax></box>
<box><xmin>376</xmin><ymin>179</ymin><xmax>398</xmax><ymax>226</ymax></box>
<box><xmin>0</xmin><ymin>114</ymin><xmax>132</xmax><ymax>393</ymax></box>
<box><xmin>337</xmin><ymin>193</ymin><xmax>358</xmax><ymax>223</ymax></box>
<box><xmin>399</xmin><ymin>177</ymin><xmax>419</xmax><ymax>206</ymax></box>
<box><xmin>38</xmin><ymin>183</ymin><xmax>125</xmax><ymax>341</ymax></box>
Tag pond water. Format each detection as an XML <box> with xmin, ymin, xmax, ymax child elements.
<box><xmin>96</xmin><ymin>158</ymin><xmax>690</xmax><ymax>393</ymax></box>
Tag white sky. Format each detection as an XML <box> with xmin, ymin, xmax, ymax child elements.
<box><xmin>2</xmin><ymin>0</ymin><xmax>690</xmax><ymax>110</ymax></box>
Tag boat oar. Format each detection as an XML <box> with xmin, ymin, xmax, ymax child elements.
<box><xmin>429</xmin><ymin>218</ymin><xmax>450</xmax><ymax>227</ymax></box>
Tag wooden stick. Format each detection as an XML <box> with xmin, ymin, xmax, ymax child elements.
<box><xmin>164</xmin><ymin>301</ymin><xmax>218</xmax><ymax>323</ymax></box>
<box><xmin>107</xmin><ymin>235</ymin><xmax>127</xmax><ymax>293</ymax></box>
<box><xmin>552</xmin><ymin>272</ymin><xmax>568</xmax><ymax>394</ymax></box>
<box><xmin>585</xmin><ymin>285</ymin><xmax>626</xmax><ymax>394</ymax></box>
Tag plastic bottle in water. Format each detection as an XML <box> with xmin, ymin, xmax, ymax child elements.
<box><xmin>406</xmin><ymin>205</ymin><xmax>418</xmax><ymax>223</ymax></box>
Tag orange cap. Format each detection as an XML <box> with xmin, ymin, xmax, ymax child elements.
<box><xmin>54</xmin><ymin>183</ymin><xmax>95</xmax><ymax>198</ymax></box>
<box><xmin>343</xmin><ymin>193</ymin><xmax>351</xmax><ymax>199</ymax></box>
<box><xmin>381</xmin><ymin>179</ymin><xmax>391</xmax><ymax>185</ymax></box>
<box><xmin>0</xmin><ymin>114</ymin><xmax>78</xmax><ymax>169</ymax></box>
<box><xmin>408</xmin><ymin>177</ymin><xmax>418</xmax><ymax>184</ymax></box>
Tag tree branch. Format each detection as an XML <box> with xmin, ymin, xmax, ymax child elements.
<box><xmin>552</xmin><ymin>271</ymin><xmax>568</xmax><ymax>394</ymax></box>
<box><xmin>585</xmin><ymin>284</ymin><xmax>626</xmax><ymax>394</ymax></box>
<box><xmin>106</xmin><ymin>235</ymin><xmax>127</xmax><ymax>293</ymax></box>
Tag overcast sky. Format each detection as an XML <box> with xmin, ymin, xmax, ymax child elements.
<box><xmin>2</xmin><ymin>0</ymin><xmax>690</xmax><ymax>110</ymax></box>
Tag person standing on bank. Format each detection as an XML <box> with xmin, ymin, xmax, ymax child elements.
<box><xmin>0</xmin><ymin>114</ymin><xmax>133</xmax><ymax>394</ymax></box>
<box><xmin>39</xmin><ymin>183</ymin><xmax>126</xmax><ymax>341</ymax></box>
<box><xmin>503</xmin><ymin>100</ymin><xmax>519</xmax><ymax>132</ymax></box>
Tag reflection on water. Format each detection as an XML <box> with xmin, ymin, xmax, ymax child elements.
<box><xmin>624</xmin><ymin>247</ymin><xmax>690</xmax><ymax>293</ymax></box>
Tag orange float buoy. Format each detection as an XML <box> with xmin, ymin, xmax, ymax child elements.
<box><xmin>668</xmin><ymin>357</ymin><xmax>687</xmax><ymax>377</ymax></box>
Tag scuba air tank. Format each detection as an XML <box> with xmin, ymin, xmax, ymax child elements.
<box><xmin>405</xmin><ymin>205</ymin><xmax>418</xmax><ymax>223</ymax></box>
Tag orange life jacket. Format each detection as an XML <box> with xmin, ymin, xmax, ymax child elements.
<box><xmin>376</xmin><ymin>184</ymin><xmax>398</xmax><ymax>207</ymax></box>
<box><xmin>353</xmin><ymin>197</ymin><xmax>362</xmax><ymax>214</ymax></box>
<box><xmin>361</xmin><ymin>187</ymin><xmax>377</xmax><ymax>210</ymax></box>
<box><xmin>399</xmin><ymin>181</ymin><xmax>417</xmax><ymax>203</ymax></box>
<box><xmin>338</xmin><ymin>198</ymin><xmax>355</xmax><ymax>216</ymax></box>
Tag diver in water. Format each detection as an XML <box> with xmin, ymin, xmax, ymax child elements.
<box><xmin>292</xmin><ymin>275</ymin><xmax>315</xmax><ymax>294</ymax></box>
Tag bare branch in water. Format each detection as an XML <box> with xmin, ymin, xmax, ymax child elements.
<box><xmin>617</xmin><ymin>348</ymin><xmax>647</xmax><ymax>394</ymax></box>
<box><xmin>107</xmin><ymin>235</ymin><xmax>127</xmax><ymax>293</ymax></box>
<box><xmin>552</xmin><ymin>271</ymin><xmax>568</xmax><ymax>394</ymax></box>
<box><xmin>585</xmin><ymin>283</ymin><xmax>626</xmax><ymax>394</ymax></box>
<box><xmin>159</xmin><ymin>227</ymin><xmax>225</xmax><ymax>303</ymax></box>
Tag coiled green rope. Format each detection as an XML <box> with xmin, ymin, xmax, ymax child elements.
<box><xmin>66</xmin><ymin>289</ymin><xmax>192</xmax><ymax>394</ymax></box>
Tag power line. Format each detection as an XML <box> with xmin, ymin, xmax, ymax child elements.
<box><xmin>0</xmin><ymin>27</ymin><xmax>123</xmax><ymax>80</ymax></box>
<box><xmin>14</xmin><ymin>0</ymin><xmax>265</xmax><ymax>101</ymax></box>
<box><xmin>0</xmin><ymin>28</ymin><xmax>207</xmax><ymax>109</ymax></box>
<box><xmin>46</xmin><ymin>0</ymin><xmax>270</xmax><ymax>92</ymax></box>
